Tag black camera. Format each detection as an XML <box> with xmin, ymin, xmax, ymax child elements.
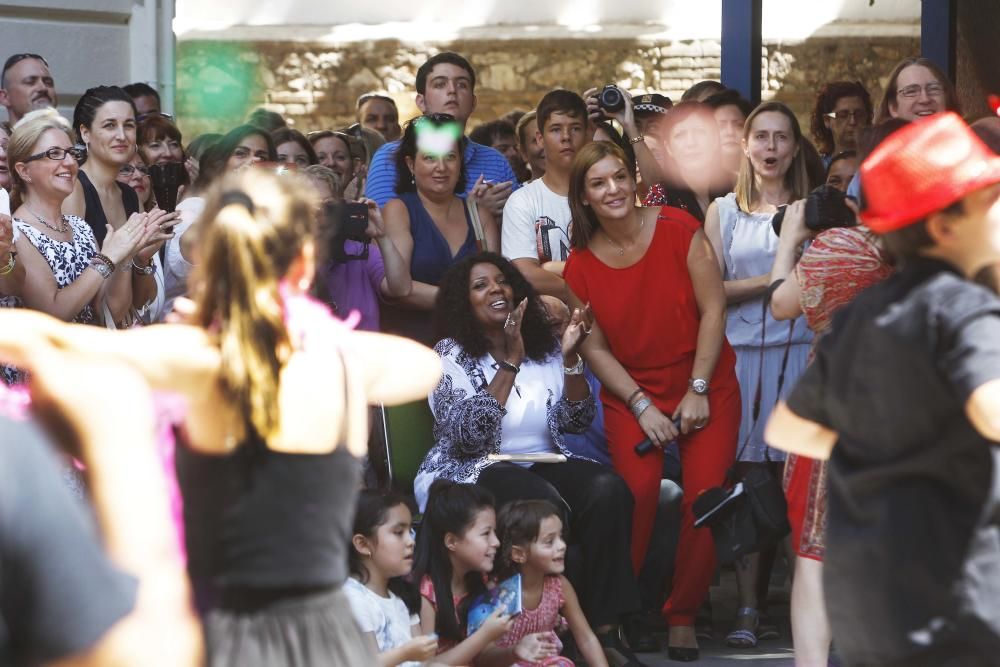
<box><xmin>597</xmin><ymin>84</ymin><xmax>625</xmax><ymax>113</ymax></box>
<box><xmin>771</xmin><ymin>184</ymin><xmax>857</xmax><ymax>237</ymax></box>
<box><xmin>324</xmin><ymin>201</ymin><xmax>370</xmax><ymax>263</ymax></box>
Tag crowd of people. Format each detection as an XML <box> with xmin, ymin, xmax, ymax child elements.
<box><xmin>0</xmin><ymin>45</ymin><xmax>998</xmax><ymax>667</ymax></box>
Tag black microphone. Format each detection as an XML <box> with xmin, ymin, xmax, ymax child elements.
<box><xmin>634</xmin><ymin>417</ymin><xmax>683</xmax><ymax>456</ymax></box>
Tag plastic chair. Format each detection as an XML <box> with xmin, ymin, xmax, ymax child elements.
<box><xmin>375</xmin><ymin>399</ymin><xmax>436</xmax><ymax>494</ymax></box>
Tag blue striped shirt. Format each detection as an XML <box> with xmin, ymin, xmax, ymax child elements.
<box><xmin>364</xmin><ymin>138</ymin><xmax>520</xmax><ymax>207</ymax></box>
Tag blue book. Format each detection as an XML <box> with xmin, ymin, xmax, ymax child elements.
<box><xmin>466</xmin><ymin>574</ymin><xmax>523</xmax><ymax>634</ymax></box>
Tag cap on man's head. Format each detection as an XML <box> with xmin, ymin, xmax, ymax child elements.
<box><xmin>633</xmin><ymin>93</ymin><xmax>672</xmax><ymax>116</ymax></box>
<box><xmin>860</xmin><ymin>112</ymin><xmax>1000</xmax><ymax>233</ymax></box>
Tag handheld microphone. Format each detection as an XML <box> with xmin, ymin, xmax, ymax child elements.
<box><xmin>634</xmin><ymin>417</ymin><xmax>683</xmax><ymax>456</ymax></box>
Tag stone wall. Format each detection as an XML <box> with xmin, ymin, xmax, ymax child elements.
<box><xmin>175</xmin><ymin>34</ymin><xmax>920</xmax><ymax>141</ymax></box>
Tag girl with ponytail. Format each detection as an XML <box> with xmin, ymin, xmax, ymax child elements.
<box><xmin>0</xmin><ymin>166</ymin><xmax>442</xmax><ymax>666</ymax></box>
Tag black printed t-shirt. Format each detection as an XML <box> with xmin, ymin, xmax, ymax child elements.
<box><xmin>786</xmin><ymin>256</ymin><xmax>1000</xmax><ymax>666</ymax></box>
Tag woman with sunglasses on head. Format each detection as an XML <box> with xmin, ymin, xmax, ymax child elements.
<box><xmin>62</xmin><ymin>86</ymin><xmax>175</xmax><ymax>328</ymax></box>
<box><xmin>309</xmin><ymin>130</ymin><xmax>358</xmax><ymax>200</ymax></box>
<box><xmin>380</xmin><ymin>114</ymin><xmax>498</xmax><ymax>345</ymax></box>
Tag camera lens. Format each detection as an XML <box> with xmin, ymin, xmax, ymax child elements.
<box><xmin>598</xmin><ymin>85</ymin><xmax>625</xmax><ymax>113</ymax></box>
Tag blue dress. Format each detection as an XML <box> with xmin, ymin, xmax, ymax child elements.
<box><xmin>380</xmin><ymin>192</ymin><xmax>478</xmax><ymax>344</ymax></box>
<box><xmin>716</xmin><ymin>193</ymin><xmax>812</xmax><ymax>462</ymax></box>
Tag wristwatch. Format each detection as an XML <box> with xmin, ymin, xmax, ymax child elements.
<box><xmin>689</xmin><ymin>377</ymin><xmax>710</xmax><ymax>395</ymax></box>
<box><xmin>90</xmin><ymin>260</ymin><xmax>113</xmax><ymax>279</ymax></box>
<box><xmin>563</xmin><ymin>354</ymin><xmax>584</xmax><ymax>375</ymax></box>
<box><xmin>132</xmin><ymin>257</ymin><xmax>155</xmax><ymax>276</ymax></box>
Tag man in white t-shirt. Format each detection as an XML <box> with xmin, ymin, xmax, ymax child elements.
<box><xmin>501</xmin><ymin>90</ymin><xmax>589</xmax><ymax>300</ymax></box>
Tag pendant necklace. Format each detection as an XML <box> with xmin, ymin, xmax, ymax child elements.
<box><xmin>603</xmin><ymin>212</ymin><xmax>645</xmax><ymax>256</ymax></box>
<box><xmin>27</xmin><ymin>206</ymin><xmax>69</xmax><ymax>234</ymax></box>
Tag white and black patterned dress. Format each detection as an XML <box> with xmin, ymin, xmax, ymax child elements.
<box><xmin>14</xmin><ymin>215</ymin><xmax>99</xmax><ymax>325</ymax></box>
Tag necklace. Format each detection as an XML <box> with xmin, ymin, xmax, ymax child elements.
<box><xmin>603</xmin><ymin>212</ymin><xmax>646</xmax><ymax>256</ymax></box>
<box><xmin>27</xmin><ymin>206</ymin><xmax>69</xmax><ymax>234</ymax></box>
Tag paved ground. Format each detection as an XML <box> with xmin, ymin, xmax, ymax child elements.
<box><xmin>629</xmin><ymin>567</ymin><xmax>798</xmax><ymax>667</ymax></box>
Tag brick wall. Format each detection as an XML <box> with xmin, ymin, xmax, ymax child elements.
<box><xmin>175</xmin><ymin>35</ymin><xmax>920</xmax><ymax>142</ymax></box>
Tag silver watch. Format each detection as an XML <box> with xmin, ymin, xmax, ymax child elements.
<box><xmin>90</xmin><ymin>260</ymin><xmax>113</xmax><ymax>279</ymax></box>
<box><xmin>689</xmin><ymin>377</ymin><xmax>710</xmax><ymax>395</ymax></box>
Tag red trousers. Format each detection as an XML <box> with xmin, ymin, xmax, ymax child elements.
<box><xmin>603</xmin><ymin>352</ymin><xmax>740</xmax><ymax>626</ymax></box>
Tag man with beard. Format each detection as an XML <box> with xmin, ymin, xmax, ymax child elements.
<box><xmin>0</xmin><ymin>54</ymin><xmax>56</xmax><ymax>126</ymax></box>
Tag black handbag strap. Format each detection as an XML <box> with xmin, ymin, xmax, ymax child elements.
<box><xmin>727</xmin><ymin>279</ymin><xmax>793</xmax><ymax>483</ymax></box>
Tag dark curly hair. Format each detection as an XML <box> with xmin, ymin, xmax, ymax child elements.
<box><xmin>434</xmin><ymin>252</ymin><xmax>558</xmax><ymax>363</ymax></box>
<box><xmin>395</xmin><ymin>113</ymin><xmax>467</xmax><ymax>195</ymax></box>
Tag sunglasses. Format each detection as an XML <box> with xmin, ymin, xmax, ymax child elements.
<box><xmin>2</xmin><ymin>53</ymin><xmax>49</xmax><ymax>78</ymax></box>
<box><xmin>118</xmin><ymin>163</ymin><xmax>150</xmax><ymax>178</ymax></box>
<box><xmin>137</xmin><ymin>112</ymin><xmax>175</xmax><ymax>123</ymax></box>
<box><xmin>23</xmin><ymin>146</ymin><xmax>86</xmax><ymax>163</ymax></box>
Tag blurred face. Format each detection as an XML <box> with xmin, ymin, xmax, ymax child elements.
<box><xmin>416</xmin><ymin>63</ymin><xmax>477</xmax><ymax>124</ymax></box>
<box><xmin>824</xmin><ymin>95</ymin><xmax>869</xmax><ymax>152</ymax></box>
<box><xmin>0</xmin><ymin>57</ymin><xmax>56</xmax><ymax>123</ymax></box>
<box><xmin>540</xmin><ymin>295</ymin><xmax>570</xmax><ymax>338</ymax></box>
<box><xmin>519</xmin><ymin>117</ymin><xmax>545</xmax><ymax>176</ymax></box>
<box><xmin>889</xmin><ymin>65</ymin><xmax>946</xmax><ymax>121</ymax></box>
<box><xmin>490</xmin><ymin>132</ymin><xmax>517</xmax><ymax>163</ymax></box>
<box><xmin>943</xmin><ymin>183</ymin><xmax>1000</xmax><ymax>276</ymax></box>
<box><xmin>825</xmin><ymin>156</ymin><xmax>858</xmax><ymax>193</ymax></box>
<box><xmin>0</xmin><ymin>126</ymin><xmax>10</xmax><ymax>191</ymax></box>
<box><xmin>132</xmin><ymin>94</ymin><xmax>159</xmax><ymax>116</ymax></box>
<box><xmin>714</xmin><ymin>104</ymin><xmax>746</xmax><ymax>167</ymax></box>
<box><xmin>541</xmin><ymin>111</ymin><xmax>587</xmax><ymax>172</ymax></box>
<box><xmin>313</xmin><ymin>135</ymin><xmax>354</xmax><ymax>182</ymax></box>
<box><xmin>116</xmin><ymin>154</ymin><xmax>151</xmax><ymax>205</ymax></box>
<box><xmin>16</xmin><ymin>128</ymin><xmax>78</xmax><ymax>201</ymax></box>
<box><xmin>141</xmin><ymin>132</ymin><xmax>183</xmax><ymax>165</ymax></box>
<box><xmin>405</xmin><ymin>143</ymin><xmax>461</xmax><ymax>197</ymax></box>
<box><xmin>447</xmin><ymin>507</ymin><xmax>499</xmax><ymax>575</ymax></box>
<box><xmin>525</xmin><ymin>515</ymin><xmax>567</xmax><ymax>575</ymax></box>
<box><xmin>277</xmin><ymin>140</ymin><xmax>310</xmax><ymax>169</ymax></box>
<box><xmin>469</xmin><ymin>262</ymin><xmax>514</xmax><ymax>330</ymax></box>
<box><xmin>582</xmin><ymin>155</ymin><xmax>636</xmax><ymax>222</ymax></box>
<box><xmin>80</xmin><ymin>101</ymin><xmax>136</xmax><ymax>166</ymax></box>
<box><xmin>370</xmin><ymin>503</ymin><xmax>416</xmax><ymax>579</ymax></box>
<box><xmin>666</xmin><ymin>112</ymin><xmax>720</xmax><ymax>175</ymax></box>
<box><xmin>359</xmin><ymin>97</ymin><xmax>400</xmax><ymax>141</ymax></box>
<box><xmin>225</xmin><ymin>133</ymin><xmax>269</xmax><ymax>171</ymax></box>
<box><xmin>308</xmin><ymin>175</ymin><xmax>336</xmax><ymax>203</ymax></box>
<box><xmin>743</xmin><ymin>110</ymin><xmax>798</xmax><ymax>182</ymax></box>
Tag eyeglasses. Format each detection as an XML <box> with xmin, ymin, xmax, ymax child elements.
<box><xmin>23</xmin><ymin>146</ymin><xmax>87</xmax><ymax>163</ymax></box>
<box><xmin>2</xmin><ymin>53</ymin><xmax>49</xmax><ymax>78</ymax></box>
<box><xmin>825</xmin><ymin>109</ymin><xmax>868</xmax><ymax>123</ymax></box>
<box><xmin>897</xmin><ymin>83</ymin><xmax>945</xmax><ymax>99</ymax></box>
<box><xmin>118</xmin><ymin>163</ymin><xmax>150</xmax><ymax>178</ymax></box>
<box><xmin>137</xmin><ymin>112</ymin><xmax>175</xmax><ymax>123</ymax></box>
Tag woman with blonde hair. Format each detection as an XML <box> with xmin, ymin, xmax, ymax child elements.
<box><xmin>0</xmin><ymin>167</ymin><xmax>442</xmax><ymax>665</ymax></box>
<box><xmin>704</xmin><ymin>101</ymin><xmax>813</xmax><ymax>648</ymax></box>
<box><xmin>8</xmin><ymin>109</ymin><xmax>151</xmax><ymax>327</ymax></box>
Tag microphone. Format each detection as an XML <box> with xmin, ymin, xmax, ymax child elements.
<box><xmin>634</xmin><ymin>417</ymin><xmax>683</xmax><ymax>456</ymax></box>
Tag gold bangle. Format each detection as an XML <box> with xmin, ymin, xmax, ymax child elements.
<box><xmin>0</xmin><ymin>252</ymin><xmax>14</xmax><ymax>276</ymax></box>
<box><xmin>629</xmin><ymin>134</ymin><xmax>645</xmax><ymax>145</ymax></box>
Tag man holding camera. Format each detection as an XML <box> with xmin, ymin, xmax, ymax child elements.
<box><xmin>364</xmin><ymin>52</ymin><xmax>518</xmax><ymax>218</ymax></box>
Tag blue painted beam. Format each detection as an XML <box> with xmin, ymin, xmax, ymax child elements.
<box><xmin>921</xmin><ymin>0</ymin><xmax>957</xmax><ymax>81</ymax></box>
<box><xmin>721</xmin><ymin>0</ymin><xmax>762</xmax><ymax>105</ymax></box>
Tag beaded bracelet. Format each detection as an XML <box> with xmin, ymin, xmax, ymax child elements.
<box><xmin>92</xmin><ymin>253</ymin><xmax>116</xmax><ymax>273</ymax></box>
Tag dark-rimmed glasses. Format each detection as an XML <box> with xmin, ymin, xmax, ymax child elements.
<box><xmin>23</xmin><ymin>146</ymin><xmax>86</xmax><ymax>163</ymax></box>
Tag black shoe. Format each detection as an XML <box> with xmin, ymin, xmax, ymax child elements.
<box><xmin>597</xmin><ymin>627</ymin><xmax>648</xmax><ymax>666</ymax></box>
<box><xmin>666</xmin><ymin>646</ymin><xmax>700</xmax><ymax>662</ymax></box>
<box><xmin>623</xmin><ymin>615</ymin><xmax>660</xmax><ymax>653</ymax></box>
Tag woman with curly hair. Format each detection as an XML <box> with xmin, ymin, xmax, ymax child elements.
<box><xmin>809</xmin><ymin>81</ymin><xmax>872</xmax><ymax>167</ymax></box>
<box><xmin>414</xmin><ymin>252</ymin><xmax>644</xmax><ymax>662</ymax></box>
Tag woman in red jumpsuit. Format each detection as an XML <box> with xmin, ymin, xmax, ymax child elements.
<box><xmin>564</xmin><ymin>141</ymin><xmax>739</xmax><ymax>661</ymax></box>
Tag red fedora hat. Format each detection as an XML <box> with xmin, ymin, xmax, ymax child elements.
<box><xmin>860</xmin><ymin>112</ymin><xmax>1000</xmax><ymax>233</ymax></box>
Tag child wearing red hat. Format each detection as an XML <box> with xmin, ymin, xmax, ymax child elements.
<box><xmin>765</xmin><ymin>112</ymin><xmax>1000</xmax><ymax>666</ymax></box>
